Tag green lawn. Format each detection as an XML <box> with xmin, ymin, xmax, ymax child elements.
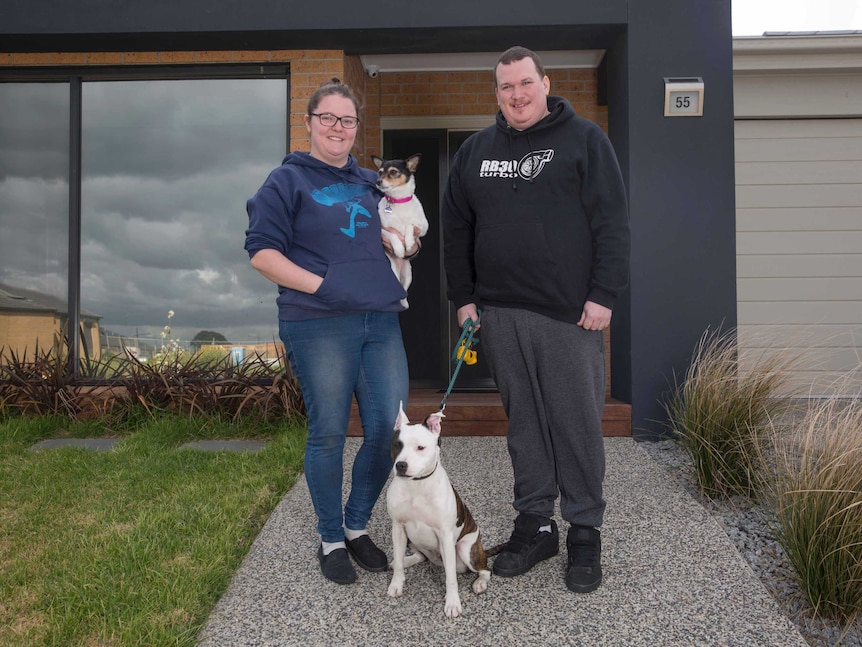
<box><xmin>0</xmin><ymin>415</ymin><xmax>306</xmax><ymax>647</ymax></box>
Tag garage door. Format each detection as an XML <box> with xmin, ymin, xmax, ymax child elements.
<box><xmin>735</xmin><ymin>119</ymin><xmax>862</xmax><ymax>394</ymax></box>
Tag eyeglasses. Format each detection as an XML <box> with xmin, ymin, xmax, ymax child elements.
<box><xmin>310</xmin><ymin>113</ymin><xmax>360</xmax><ymax>129</ymax></box>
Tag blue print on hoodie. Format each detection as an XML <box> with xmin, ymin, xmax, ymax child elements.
<box><xmin>311</xmin><ymin>182</ymin><xmax>372</xmax><ymax>238</ymax></box>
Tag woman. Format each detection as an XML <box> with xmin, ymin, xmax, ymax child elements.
<box><xmin>245</xmin><ymin>78</ymin><xmax>417</xmax><ymax>585</ymax></box>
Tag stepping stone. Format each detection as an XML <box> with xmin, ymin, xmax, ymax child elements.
<box><xmin>30</xmin><ymin>438</ymin><xmax>118</xmax><ymax>452</ymax></box>
<box><xmin>179</xmin><ymin>440</ymin><xmax>266</xmax><ymax>453</ymax></box>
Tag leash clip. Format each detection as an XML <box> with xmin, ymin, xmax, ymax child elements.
<box><xmin>456</xmin><ymin>339</ymin><xmax>478</xmax><ymax>365</ymax></box>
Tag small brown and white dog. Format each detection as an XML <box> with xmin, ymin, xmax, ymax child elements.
<box><xmin>371</xmin><ymin>154</ymin><xmax>428</xmax><ymax>309</ymax></box>
<box><xmin>386</xmin><ymin>403</ymin><xmax>502</xmax><ymax>618</ymax></box>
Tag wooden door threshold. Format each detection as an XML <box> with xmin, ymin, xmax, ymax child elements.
<box><xmin>348</xmin><ymin>389</ymin><xmax>631</xmax><ymax>437</ymax></box>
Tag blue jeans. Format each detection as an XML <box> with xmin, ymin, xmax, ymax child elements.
<box><xmin>279</xmin><ymin>312</ymin><xmax>408</xmax><ymax>543</ymax></box>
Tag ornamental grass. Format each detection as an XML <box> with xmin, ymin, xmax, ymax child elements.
<box><xmin>768</xmin><ymin>392</ymin><xmax>862</xmax><ymax>623</ymax></box>
<box><xmin>0</xmin><ymin>338</ymin><xmax>304</xmax><ymax>425</ymax></box>
<box><xmin>663</xmin><ymin>327</ymin><xmax>797</xmax><ymax>500</ymax></box>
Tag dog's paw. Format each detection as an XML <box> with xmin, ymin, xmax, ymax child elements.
<box><xmin>388</xmin><ymin>238</ymin><xmax>406</xmax><ymax>258</ymax></box>
<box><xmin>387</xmin><ymin>579</ymin><xmax>404</xmax><ymax>598</ymax></box>
<box><xmin>444</xmin><ymin>594</ymin><xmax>463</xmax><ymax>619</ymax></box>
<box><xmin>472</xmin><ymin>570</ymin><xmax>491</xmax><ymax>594</ymax></box>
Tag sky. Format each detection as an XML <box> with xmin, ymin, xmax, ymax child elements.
<box><xmin>732</xmin><ymin>0</ymin><xmax>862</xmax><ymax>36</ymax></box>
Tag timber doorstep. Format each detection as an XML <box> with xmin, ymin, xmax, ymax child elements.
<box><xmin>348</xmin><ymin>389</ymin><xmax>632</xmax><ymax>437</ymax></box>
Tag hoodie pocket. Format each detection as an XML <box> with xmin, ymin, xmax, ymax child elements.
<box><xmin>475</xmin><ymin>223</ymin><xmax>566</xmax><ymax>306</ymax></box>
<box><xmin>312</xmin><ymin>258</ymin><xmax>406</xmax><ymax>311</ymax></box>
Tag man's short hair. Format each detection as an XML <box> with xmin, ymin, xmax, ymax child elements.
<box><xmin>494</xmin><ymin>46</ymin><xmax>546</xmax><ymax>86</ymax></box>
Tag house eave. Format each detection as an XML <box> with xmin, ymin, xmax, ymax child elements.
<box><xmin>733</xmin><ymin>33</ymin><xmax>862</xmax><ymax>75</ymax></box>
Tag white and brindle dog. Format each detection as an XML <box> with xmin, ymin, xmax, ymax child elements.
<box><xmin>386</xmin><ymin>403</ymin><xmax>502</xmax><ymax>618</ymax></box>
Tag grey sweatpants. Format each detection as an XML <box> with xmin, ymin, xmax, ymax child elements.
<box><xmin>481</xmin><ymin>306</ymin><xmax>607</xmax><ymax>528</ymax></box>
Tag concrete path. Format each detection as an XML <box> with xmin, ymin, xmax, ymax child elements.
<box><xmin>197</xmin><ymin>437</ymin><xmax>807</xmax><ymax>647</ymax></box>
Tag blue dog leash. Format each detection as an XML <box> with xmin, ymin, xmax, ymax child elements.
<box><xmin>439</xmin><ymin>309</ymin><xmax>481</xmax><ymax>413</ymax></box>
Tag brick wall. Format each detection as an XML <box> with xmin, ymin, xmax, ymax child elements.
<box><xmin>356</xmin><ymin>62</ymin><xmax>607</xmax><ymax>162</ymax></box>
<box><xmin>0</xmin><ymin>312</ymin><xmax>60</xmax><ymax>357</ymax></box>
<box><xmin>0</xmin><ymin>312</ymin><xmax>101</xmax><ymax>360</ymax></box>
<box><xmin>1</xmin><ymin>49</ymin><xmax>605</xmax><ymax>163</ymax></box>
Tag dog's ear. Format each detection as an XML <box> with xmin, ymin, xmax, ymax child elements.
<box><xmin>424</xmin><ymin>410</ymin><xmax>444</xmax><ymax>435</ymax></box>
<box><xmin>371</xmin><ymin>154</ymin><xmax>385</xmax><ymax>170</ymax></box>
<box><xmin>395</xmin><ymin>400</ymin><xmax>410</xmax><ymax>429</ymax></box>
<box><xmin>405</xmin><ymin>154</ymin><xmax>421</xmax><ymax>173</ymax></box>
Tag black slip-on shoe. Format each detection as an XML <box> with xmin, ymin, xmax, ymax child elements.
<box><xmin>345</xmin><ymin>535</ymin><xmax>388</xmax><ymax>572</ymax></box>
<box><xmin>317</xmin><ymin>545</ymin><xmax>357</xmax><ymax>585</ymax></box>
<box><xmin>565</xmin><ymin>525</ymin><xmax>602</xmax><ymax>593</ymax></box>
<box><xmin>492</xmin><ymin>515</ymin><xmax>559</xmax><ymax>577</ymax></box>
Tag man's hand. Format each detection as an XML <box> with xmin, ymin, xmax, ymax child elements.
<box><xmin>456</xmin><ymin>303</ymin><xmax>481</xmax><ymax>329</ymax></box>
<box><xmin>577</xmin><ymin>301</ymin><xmax>612</xmax><ymax>331</ymax></box>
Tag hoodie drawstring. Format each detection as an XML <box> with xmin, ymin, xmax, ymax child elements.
<box><xmin>506</xmin><ymin>127</ymin><xmax>538</xmax><ymax>191</ymax></box>
<box><xmin>507</xmin><ymin>126</ymin><xmax>517</xmax><ymax>191</ymax></box>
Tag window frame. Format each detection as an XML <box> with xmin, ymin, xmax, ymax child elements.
<box><xmin>1</xmin><ymin>63</ymin><xmax>290</xmax><ymax>376</ymax></box>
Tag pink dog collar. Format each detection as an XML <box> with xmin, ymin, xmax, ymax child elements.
<box><xmin>383</xmin><ymin>194</ymin><xmax>413</xmax><ymax>214</ymax></box>
<box><xmin>385</xmin><ymin>195</ymin><xmax>413</xmax><ymax>204</ymax></box>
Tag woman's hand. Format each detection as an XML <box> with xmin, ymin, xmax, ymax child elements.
<box><xmin>250</xmin><ymin>248</ymin><xmax>323</xmax><ymax>294</ymax></box>
<box><xmin>382</xmin><ymin>226</ymin><xmax>422</xmax><ymax>257</ymax></box>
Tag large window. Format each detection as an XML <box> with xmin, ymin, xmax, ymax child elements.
<box><xmin>0</xmin><ymin>83</ymin><xmax>70</xmax><ymax>303</ymax></box>
<box><xmin>0</xmin><ymin>69</ymin><xmax>288</xmax><ymax>368</ymax></box>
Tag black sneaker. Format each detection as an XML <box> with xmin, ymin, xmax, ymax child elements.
<box><xmin>317</xmin><ymin>545</ymin><xmax>357</xmax><ymax>585</ymax></box>
<box><xmin>345</xmin><ymin>535</ymin><xmax>388</xmax><ymax>572</ymax></box>
<box><xmin>492</xmin><ymin>514</ymin><xmax>559</xmax><ymax>577</ymax></box>
<box><xmin>565</xmin><ymin>525</ymin><xmax>602</xmax><ymax>593</ymax></box>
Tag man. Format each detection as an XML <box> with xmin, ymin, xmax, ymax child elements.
<box><xmin>442</xmin><ymin>46</ymin><xmax>630</xmax><ymax>593</ymax></box>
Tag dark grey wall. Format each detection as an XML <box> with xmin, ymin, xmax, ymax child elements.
<box><xmin>3</xmin><ymin>0</ymin><xmax>626</xmax><ymax>33</ymax></box>
<box><xmin>621</xmin><ymin>0</ymin><xmax>737</xmax><ymax>436</ymax></box>
<box><xmin>1</xmin><ymin>1</ymin><xmax>628</xmax><ymax>52</ymax></box>
<box><xmin>0</xmin><ymin>0</ymin><xmax>737</xmax><ymax>438</ymax></box>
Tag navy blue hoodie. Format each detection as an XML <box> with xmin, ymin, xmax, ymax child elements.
<box><xmin>245</xmin><ymin>152</ymin><xmax>406</xmax><ymax>321</ymax></box>
<box><xmin>442</xmin><ymin>96</ymin><xmax>630</xmax><ymax>324</ymax></box>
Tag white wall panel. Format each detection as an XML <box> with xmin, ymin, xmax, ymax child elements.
<box><xmin>736</xmin><ymin>118</ymin><xmax>862</xmax><ymax>392</ymax></box>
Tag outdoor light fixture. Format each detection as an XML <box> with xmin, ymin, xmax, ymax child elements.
<box><xmin>663</xmin><ymin>77</ymin><xmax>704</xmax><ymax>117</ymax></box>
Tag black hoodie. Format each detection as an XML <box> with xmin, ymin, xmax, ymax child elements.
<box><xmin>442</xmin><ymin>96</ymin><xmax>630</xmax><ymax>324</ymax></box>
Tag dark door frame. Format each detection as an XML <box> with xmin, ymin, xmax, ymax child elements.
<box><xmin>382</xmin><ymin>126</ymin><xmax>496</xmax><ymax>391</ymax></box>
